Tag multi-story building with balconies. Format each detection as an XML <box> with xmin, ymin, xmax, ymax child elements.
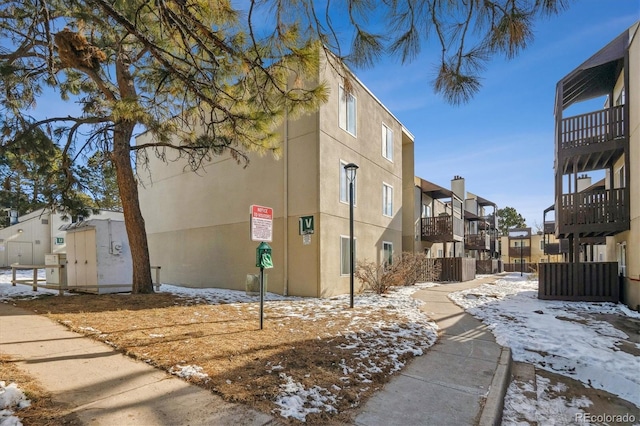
<box><xmin>540</xmin><ymin>22</ymin><xmax>639</xmax><ymax>309</ymax></box>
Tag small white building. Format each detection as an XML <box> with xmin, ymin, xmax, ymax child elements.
<box><xmin>0</xmin><ymin>209</ymin><xmax>124</xmax><ymax>267</ymax></box>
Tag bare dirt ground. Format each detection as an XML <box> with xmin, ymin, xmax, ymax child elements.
<box><xmin>2</xmin><ymin>292</ymin><xmax>432</xmax><ymax>424</ymax></box>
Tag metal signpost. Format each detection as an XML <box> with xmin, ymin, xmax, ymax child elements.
<box><xmin>251</xmin><ymin>205</ymin><xmax>273</xmax><ymax>329</ymax></box>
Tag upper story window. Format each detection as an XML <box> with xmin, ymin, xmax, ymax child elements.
<box><xmin>340</xmin><ymin>160</ymin><xmax>357</xmax><ymax>205</ymax></box>
<box><xmin>421</xmin><ymin>204</ymin><xmax>430</xmax><ymax>218</ymax></box>
<box><xmin>382</xmin><ymin>123</ymin><xmax>393</xmax><ymax>161</ymax></box>
<box><xmin>339</xmin><ymin>86</ymin><xmax>357</xmax><ymax>136</ymax></box>
<box><xmin>382</xmin><ymin>183</ymin><xmax>393</xmax><ymax>217</ymax></box>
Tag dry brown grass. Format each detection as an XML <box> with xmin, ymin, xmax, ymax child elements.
<box><xmin>10</xmin><ymin>292</ymin><xmax>433</xmax><ymax>424</ymax></box>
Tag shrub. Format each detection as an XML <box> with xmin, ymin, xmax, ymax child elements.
<box><xmin>354</xmin><ymin>252</ymin><xmax>442</xmax><ymax>294</ymax></box>
<box><xmin>355</xmin><ymin>258</ymin><xmax>403</xmax><ymax>294</ymax></box>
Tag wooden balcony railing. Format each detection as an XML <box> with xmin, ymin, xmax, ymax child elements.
<box><xmin>558</xmin><ymin>188</ymin><xmax>629</xmax><ymax>236</ymax></box>
<box><xmin>508</xmin><ymin>246</ymin><xmax>531</xmax><ymax>257</ymax></box>
<box><xmin>560</xmin><ymin>105</ymin><xmax>625</xmax><ymax>150</ymax></box>
<box><xmin>543</xmin><ymin>240</ymin><xmax>569</xmax><ymax>255</ymax></box>
<box><xmin>421</xmin><ymin>216</ymin><xmax>464</xmax><ymax>242</ymax></box>
<box><xmin>465</xmin><ymin>233</ymin><xmax>490</xmax><ymax>251</ymax></box>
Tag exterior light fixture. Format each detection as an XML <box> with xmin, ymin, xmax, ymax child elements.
<box><xmin>344</xmin><ymin>162</ymin><xmax>358</xmax><ymax>308</ymax></box>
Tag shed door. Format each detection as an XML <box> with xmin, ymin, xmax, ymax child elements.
<box><xmin>8</xmin><ymin>242</ymin><xmax>33</xmax><ymax>265</ymax></box>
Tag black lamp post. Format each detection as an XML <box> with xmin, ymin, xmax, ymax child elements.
<box><xmin>520</xmin><ymin>240</ymin><xmax>523</xmax><ymax>276</ymax></box>
<box><xmin>344</xmin><ymin>162</ymin><xmax>358</xmax><ymax>308</ymax></box>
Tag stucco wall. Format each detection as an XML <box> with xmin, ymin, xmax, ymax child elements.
<box><xmin>620</xmin><ymin>24</ymin><xmax>640</xmax><ymax>309</ymax></box>
<box><xmin>138</xmin><ymin>54</ymin><xmax>410</xmax><ymax>298</ymax></box>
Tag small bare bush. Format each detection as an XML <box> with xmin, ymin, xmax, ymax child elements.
<box><xmin>398</xmin><ymin>252</ymin><xmax>429</xmax><ymax>286</ymax></box>
<box><xmin>355</xmin><ymin>258</ymin><xmax>404</xmax><ymax>294</ymax></box>
<box><xmin>355</xmin><ymin>252</ymin><xmax>441</xmax><ymax>293</ymax></box>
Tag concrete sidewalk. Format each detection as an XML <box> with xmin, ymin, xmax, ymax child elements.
<box><xmin>354</xmin><ymin>275</ymin><xmax>511</xmax><ymax>426</ymax></box>
<box><xmin>1</xmin><ymin>275</ymin><xmax>510</xmax><ymax>425</ymax></box>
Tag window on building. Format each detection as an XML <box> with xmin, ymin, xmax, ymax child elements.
<box><xmin>340</xmin><ymin>160</ymin><xmax>357</xmax><ymax>204</ymax></box>
<box><xmin>341</xmin><ymin>236</ymin><xmax>356</xmax><ymax>276</ymax></box>
<box><xmin>540</xmin><ymin>240</ymin><xmax>544</xmax><ymax>250</ymax></box>
<box><xmin>383</xmin><ymin>242</ymin><xmax>393</xmax><ymax>266</ymax></box>
<box><xmin>421</xmin><ymin>204</ymin><xmax>431</xmax><ymax>218</ymax></box>
<box><xmin>616</xmin><ymin>165</ymin><xmax>625</xmax><ymax>188</ymax></box>
<box><xmin>339</xmin><ymin>86</ymin><xmax>357</xmax><ymax>136</ymax></box>
<box><xmin>382</xmin><ymin>123</ymin><xmax>393</xmax><ymax>161</ymax></box>
<box><xmin>383</xmin><ymin>183</ymin><xmax>393</xmax><ymax>217</ymax></box>
<box><xmin>437</xmin><ymin>249</ymin><xmax>443</xmax><ymax>257</ymax></box>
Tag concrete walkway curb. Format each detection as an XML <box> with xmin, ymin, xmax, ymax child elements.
<box><xmin>478</xmin><ymin>346</ymin><xmax>512</xmax><ymax>426</ymax></box>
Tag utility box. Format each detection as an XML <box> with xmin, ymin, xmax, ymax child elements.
<box><xmin>61</xmin><ymin>219</ymin><xmax>132</xmax><ymax>294</ymax></box>
<box><xmin>45</xmin><ymin>253</ymin><xmax>67</xmax><ymax>286</ymax></box>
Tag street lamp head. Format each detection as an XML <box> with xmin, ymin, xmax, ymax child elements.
<box><xmin>344</xmin><ymin>163</ymin><xmax>359</xmax><ymax>182</ymax></box>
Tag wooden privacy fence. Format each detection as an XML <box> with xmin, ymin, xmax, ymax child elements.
<box><xmin>416</xmin><ymin>258</ymin><xmax>476</xmax><ymax>283</ymax></box>
<box><xmin>476</xmin><ymin>259</ymin><xmax>500</xmax><ymax>274</ymax></box>
<box><xmin>503</xmin><ymin>263</ymin><xmax>537</xmax><ymax>273</ymax></box>
<box><xmin>538</xmin><ymin>262</ymin><xmax>619</xmax><ymax>302</ymax></box>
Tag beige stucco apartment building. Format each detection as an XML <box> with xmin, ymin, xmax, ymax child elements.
<box><xmin>138</xmin><ymin>56</ymin><xmax>413</xmax><ymax>297</ymax></box>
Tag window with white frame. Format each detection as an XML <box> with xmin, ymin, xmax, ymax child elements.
<box><xmin>382</xmin><ymin>183</ymin><xmax>393</xmax><ymax>217</ymax></box>
<box><xmin>383</xmin><ymin>242</ymin><xmax>393</xmax><ymax>266</ymax></box>
<box><xmin>340</xmin><ymin>160</ymin><xmax>357</xmax><ymax>204</ymax></box>
<box><xmin>340</xmin><ymin>236</ymin><xmax>357</xmax><ymax>275</ymax></box>
<box><xmin>382</xmin><ymin>123</ymin><xmax>393</xmax><ymax>161</ymax></box>
<box><xmin>616</xmin><ymin>165</ymin><xmax>625</xmax><ymax>188</ymax></box>
<box><xmin>339</xmin><ymin>86</ymin><xmax>357</xmax><ymax>136</ymax></box>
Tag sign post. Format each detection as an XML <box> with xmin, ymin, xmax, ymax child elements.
<box><xmin>251</xmin><ymin>205</ymin><xmax>273</xmax><ymax>329</ymax></box>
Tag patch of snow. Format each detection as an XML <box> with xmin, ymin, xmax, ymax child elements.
<box><xmin>0</xmin><ymin>269</ymin><xmax>57</xmax><ymax>302</ymax></box>
<box><xmin>170</xmin><ymin>364</ymin><xmax>209</xmax><ymax>381</ymax></box>
<box><xmin>0</xmin><ymin>381</ymin><xmax>31</xmax><ymax>426</ymax></box>
<box><xmin>274</xmin><ymin>373</ymin><xmax>337</xmax><ymax>421</ymax></box>
<box><xmin>502</xmin><ymin>374</ymin><xmax>592</xmax><ymax>425</ymax></box>
<box><xmin>450</xmin><ymin>274</ymin><xmax>640</xmax><ymax>406</ymax></box>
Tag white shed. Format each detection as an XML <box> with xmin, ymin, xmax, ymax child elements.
<box><xmin>62</xmin><ymin>219</ymin><xmax>132</xmax><ymax>294</ymax></box>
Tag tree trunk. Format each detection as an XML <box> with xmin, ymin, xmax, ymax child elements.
<box><xmin>112</xmin><ymin>121</ymin><xmax>154</xmax><ymax>294</ymax></box>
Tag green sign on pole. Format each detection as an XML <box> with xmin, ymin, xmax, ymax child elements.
<box><xmin>299</xmin><ymin>216</ymin><xmax>314</xmax><ymax>235</ymax></box>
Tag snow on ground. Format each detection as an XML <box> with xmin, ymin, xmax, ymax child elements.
<box><xmin>502</xmin><ymin>374</ymin><xmax>593</xmax><ymax>425</ymax></box>
<box><xmin>0</xmin><ymin>381</ymin><xmax>31</xmax><ymax>426</ymax></box>
<box><xmin>161</xmin><ymin>281</ymin><xmax>440</xmax><ymax>420</ymax></box>
<box><xmin>449</xmin><ymin>274</ymin><xmax>640</xmax><ymax>407</ymax></box>
<box><xmin>0</xmin><ymin>268</ymin><xmax>439</xmax><ymax>422</ymax></box>
<box><xmin>0</xmin><ymin>269</ymin><xmax>53</xmax><ymax>302</ymax></box>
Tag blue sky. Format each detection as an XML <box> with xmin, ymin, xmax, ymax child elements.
<box><xmin>352</xmin><ymin>0</ymin><xmax>640</xmax><ymax>229</ymax></box>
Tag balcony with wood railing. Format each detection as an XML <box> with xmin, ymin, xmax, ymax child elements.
<box><xmin>560</xmin><ymin>105</ymin><xmax>625</xmax><ymax>150</ymax></box>
<box><xmin>421</xmin><ymin>215</ymin><xmax>464</xmax><ymax>243</ymax></box>
<box><xmin>557</xmin><ymin>188</ymin><xmax>629</xmax><ymax>238</ymax></box>
<box><xmin>558</xmin><ymin>105</ymin><xmax>626</xmax><ymax>173</ymax></box>
<box><xmin>465</xmin><ymin>233</ymin><xmax>490</xmax><ymax>251</ymax></box>
<box><xmin>508</xmin><ymin>246</ymin><xmax>531</xmax><ymax>258</ymax></box>
<box><xmin>544</xmin><ymin>240</ymin><xmax>569</xmax><ymax>256</ymax></box>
